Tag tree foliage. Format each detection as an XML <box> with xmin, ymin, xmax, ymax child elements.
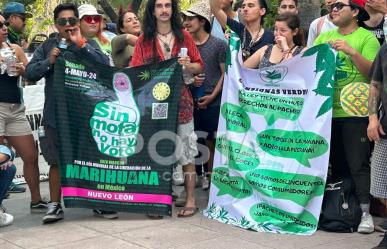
<box><xmin>264</xmin><ymin>0</ymin><xmax>277</xmax><ymax>29</ymax></box>
<box><xmin>0</xmin><ymin>0</ymin><xmax>37</xmax><ymax>9</ymax></box>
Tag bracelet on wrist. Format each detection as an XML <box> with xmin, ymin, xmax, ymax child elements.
<box><xmin>77</xmin><ymin>37</ymin><xmax>87</xmax><ymax>48</ymax></box>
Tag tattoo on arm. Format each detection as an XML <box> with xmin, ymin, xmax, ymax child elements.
<box><xmin>369</xmin><ymin>80</ymin><xmax>382</xmax><ymax>115</ymax></box>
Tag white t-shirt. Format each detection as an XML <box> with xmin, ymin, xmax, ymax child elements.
<box><xmin>383</xmin><ymin>16</ymin><xmax>387</xmax><ymax>41</ymax></box>
<box><xmin>307</xmin><ymin>14</ymin><xmax>337</xmax><ymax>47</ymax></box>
<box><xmin>211</xmin><ymin>12</ymin><xmax>239</xmax><ymax>42</ymax></box>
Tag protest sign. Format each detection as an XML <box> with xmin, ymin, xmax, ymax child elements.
<box><xmin>204</xmin><ymin>35</ymin><xmax>336</xmax><ymax>235</ymax></box>
<box><xmin>54</xmin><ymin>52</ymin><xmax>182</xmax><ymax>215</ymax></box>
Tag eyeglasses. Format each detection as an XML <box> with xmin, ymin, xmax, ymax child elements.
<box><xmin>82</xmin><ymin>15</ymin><xmax>102</xmax><ymax>24</ymax></box>
<box><xmin>56</xmin><ymin>17</ymin><xmax>79</xmax><ymax>26</ymax></box>
<box><xmin>331</xmin><ymin>2</ymin><xmax>352</xmax><ymax>11</ymax></box>
<box><xmin>13</xmin><ymin>14</ymin><xmax>26</xmax><ymax>22</ymax></box>
<box><xmin>0</xmin><ymin>21</ymin><xmax>7</xmax><ymax>29</ymax></box>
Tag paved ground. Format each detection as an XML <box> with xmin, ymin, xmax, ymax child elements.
<box><xmin>0</xmin><ymin>181</ymin><xmax>384</xmax><ymax>249</ymax></box>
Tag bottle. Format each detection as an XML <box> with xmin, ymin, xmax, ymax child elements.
<box><xmin>58</xmin><ymin>38</ymin><xmax>67</xmax><ymax>49</ymax></box>
<box><xmin>5</xmin><ymin>49</ymin><xmax>17</xmax><ymax>77</ymax></box>
<box><xmin>191</xmin><ymin>73</ymin><xmax>205</xmax><ymax>106</ymax></box>
<box><xmin>0</xmin><ymin>48</ymin><xmax>9</xmax><ymax>74</ymax></box>
<box><xmin>37</xmin><ymin>126</ymin><xmax>45</xmax><ymax>138</ymax></box>
<box><xmin>179</xmin><ymin>47</ymin><xmax>194</xmax><ymax>84</ymax></box>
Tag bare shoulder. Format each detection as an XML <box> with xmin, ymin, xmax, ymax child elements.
<box><xmin>9</xmin><ymin>43</ymin><xmax>22</xmax><ymax>51</ymax></box>
<box><xmin>256</xmin><ymin>45</ymin><xmax>269</xmax><ymax>56</ymax></box>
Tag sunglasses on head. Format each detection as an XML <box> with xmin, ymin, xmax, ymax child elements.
<box><xmin>331</xmin><ymin>2</ymin><xmax>352</xmax><ymax>11</ymax></box>
<box><xmin>82</xmin><ymin>15</ymin><xmax>102</xmax><ymax>24</ymax></box>
<box><xmin>56</xmin><ymin>17</ymin><xmax>78</xmax><ymax>26</ymax></box>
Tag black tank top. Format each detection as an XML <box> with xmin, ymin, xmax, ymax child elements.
<box><xmin>363</xmin><ymin>18</ymin><xmax>385</xmax><ymax>45</ymax></box>
<box><xmin>260</xmin><ymin>44</ymin><xmax>304</xmax><ymax>68</ymax></box>
<box><xmin>0</xmin><ymin>73</ymin><xmax>20</xmax><ymax>103</ymax></box>
<box><xmin>0</xmin><ymin>43</ymin><xmax>21</xmax><ymax>104</ymax></box>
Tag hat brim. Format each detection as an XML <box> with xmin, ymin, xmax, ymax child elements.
<box><xmin>79</xmin><ymin>13</ymin><xmax>102</xmax><ymax>20</ymax></box>
<box><xmin>8</xmin><ymin>12</ymin><xmax>32</xmax><ymax>18</ymax></box>
<box><xmin>181</xmin><ymin>11</ymin><xmax>196</xmax><ymax>17</ymax></box>
<box><xmin>182</xmin><ymin>10</ymin><xmax>211</xmax><ymax>24</ymax></box>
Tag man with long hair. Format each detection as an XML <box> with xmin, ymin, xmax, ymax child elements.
<box><xmin>130</xmin><ymin>0</ymin><xmax>203</xmax><ymax>218</ymax></box>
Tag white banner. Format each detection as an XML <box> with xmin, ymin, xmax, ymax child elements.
<box><xmin>203</xmin><ymin>35</ymin><xmax>337</xmax><ymax>235</ymax></box>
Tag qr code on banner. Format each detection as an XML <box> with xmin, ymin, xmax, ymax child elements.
<box><xmin>152</xmin><ymin>103</ymin><xmax>168</xmax><ymax>119</ymax></box>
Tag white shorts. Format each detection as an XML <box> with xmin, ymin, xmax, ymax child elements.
<box><xmin>176</xmin><ymin>120</ymin><xmax>198</xmax><ymax>167</ymax></box>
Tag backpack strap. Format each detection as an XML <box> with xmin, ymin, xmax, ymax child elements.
<box><xmin>316</xmin><ymin>15</ymin><xmax>326</xmax><ymax>37</ymax></box>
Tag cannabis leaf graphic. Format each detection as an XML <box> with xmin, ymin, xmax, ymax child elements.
<box><xmin>217</xmin><ymin>207</ymin><xmax>230</xmax><ymax>223</ymax></box>
<box><xmin>239</xmin><ymin>216</ymin><xmax>251</xmax><ymax>228</ymax></box>
<box><xmin>204</xmin><ymin>202</ymin><xmax>217</xmax><ymax>219</ymax></box>
<box><xmin>138</xmin><ymin>70</ymin><xmax>151</xmax><ymax>81</ymax></box>
<box><xmin>205</xmin><ymin>204</ymin><xmax>256</xmax><ymax>230</ymax></box>
<box><xmin>335</xmin><ymin>54</ymin><xmax>348</xmax><ymax>82</ymax></box>
<box><xmin>264</xmin><ymin>70</ymin><xmax>282</xmax><ymax>80</ymax></box>
<box><xmin>225</xmin><ymin>28</ymin><xmax>241</xmax><ymax>73</ymax></box>
<box><xmin>302</xmin><ymin>44</ymin><xmax>336</xmax><ymax>118</ymax></box>
<box><xmin>255</xmin><ymin>221</ymin><xmax>274</xmax><ymax>232</ymax></box>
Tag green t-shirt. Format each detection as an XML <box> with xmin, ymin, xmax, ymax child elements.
<box><xmin>93</xmin><ymin>37</ymin><xmax>112</xmax><ymax>55</ymax></box>
<box><xmin>314</xmin><ymin>27</ymin><xmax>380</xmax><ymax>118</ymax></box>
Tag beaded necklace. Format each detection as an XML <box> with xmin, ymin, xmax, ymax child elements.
<box><xmin>157</xmin><ymin>33</ymin><xmax>173</xmax><ymax>53</ymax></box>
<box><xmin>241</xmin><ymin>26</ymin><xmax>262</xmax><ymax>59</ymax></box>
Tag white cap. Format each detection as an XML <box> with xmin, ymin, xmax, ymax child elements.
<box><xmin>78</xmin><ymin>4</ymin><xmax>101</xmax><ymax>20</ymax></box>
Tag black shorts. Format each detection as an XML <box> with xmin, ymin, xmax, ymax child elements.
<box><xmin>39</xmin><ymin>125</ymin><xmax>59</xmax><ymax>166</ymax></box>
<box><xmin>193</xmin><ymin>105</ymin><xmax>220</xmax><ymax>140</ymax></box>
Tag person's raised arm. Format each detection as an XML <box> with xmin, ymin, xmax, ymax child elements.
<box><xmin>210</xmin><ymin>0</ymin><xmax>228</xmax><ymax>29</ymax></box>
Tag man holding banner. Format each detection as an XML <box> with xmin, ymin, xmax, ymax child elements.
<box><xmin>314</xmin><ymin>0</ymin><xmax>380</xmax><ymax>233</ymax></box>
<box><xmin>130</xmin><ymin>0</ymin><xmax>204</xmax><ymax>218</ymax></box>
<box><xmin>25</xmin><ymin>3</ymin><xmax>110</xmax><ymax>224</ymax></box>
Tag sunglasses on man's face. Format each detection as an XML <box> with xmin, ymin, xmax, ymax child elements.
<box><xmin>0</xmin><ymin>21</ymin><xmax>7</xmax><ymax>29</ymax></box>
<box><xmin>56</xmin><ymin>17</ymin><xmax>79</xmax><ymax>27</ymax></box>
<box><xmin>82</xmin><ymin>15</ymin><xmax>102</xmax><ymax>24</ymax></box>
<box><xmin>331</xmin><ymin>2</ymin><xmax>352</xmax><ymax>11</ymax></box>
<box><xmin>13</xmin><ymin>14</ymin><xmax>26</xmax><ymax>22</ymax></box>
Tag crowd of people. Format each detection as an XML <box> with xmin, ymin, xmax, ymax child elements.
<box><xmin>0</xmin><ymin>0</ymin><xmax>386</xmax><ymax>246</ymax></box>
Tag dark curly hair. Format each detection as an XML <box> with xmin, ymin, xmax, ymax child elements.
<box><xmin>116</xmin><ymin>11</ymin><xmax>140</xmax><ymax>35</ymax></box>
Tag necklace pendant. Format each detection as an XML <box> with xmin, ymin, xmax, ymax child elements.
<box><xmin>242</xmin><ymin>49</ymin><xmax>250</xmax><ymax>59</ymax></box>
<box><xmin>164</xmin><ymin>44</ymin><xmax>171</xmax><ymax>52</ymax></box>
